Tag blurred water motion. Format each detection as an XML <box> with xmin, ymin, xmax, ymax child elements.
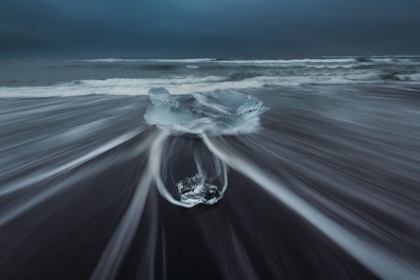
<box><xmin>1</xmin><ymin>83</ymin><xmax>420</xmax><ymax>279</ymax></box>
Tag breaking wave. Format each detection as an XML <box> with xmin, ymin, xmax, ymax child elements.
<box><xmin>0</xmin><ymin>55</ymin><xmax>419</xmax><ymax>98</ymax></box>
<box><xmin>0</xmin><ymin>74</ymin><xmax>418</xmax><ymax>98</ymax></box>
<box><xmin>84</xmin><ymin>58</ymin><xmax>214</xmax><ymax>63</ymax></box>
<box><xmin>396</xmin><ymin>73</ymin><xmax>420</xmax><ymax>81</ymax></box>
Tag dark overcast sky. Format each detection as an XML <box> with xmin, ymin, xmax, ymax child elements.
<box><xmin>1</xmin><ymin>0</ymin><xmax>420</xmax><ymax>58</ymax></box>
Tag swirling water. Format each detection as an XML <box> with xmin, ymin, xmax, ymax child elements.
<box><xmin>1</xmin><ymin>57</ymin><xmax>420</xmax><ymax>280</ymax></box>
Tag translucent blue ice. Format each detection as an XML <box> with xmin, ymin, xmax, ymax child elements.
<box><xmin>148</xmin><ymin>87</ymin><xmax>179</xmax><ymax>109</ymax></box>
<box><xmin>144</xmin><ymin>87</ymin><xmax>269</xmax><ymax>134</ymax></box>
<box><xmin>144</xmin><ymin>88</ymin><xmax>200</xmax><ymax>126</ymax></box>
<box><xmin>230</xmin><ymin>95</ymin><xmax>269</xmax><ymax>126</ymax></box>
<box><xmin>176</xmin><ymin>173</ymin><xmax>222</xmax><ymax>205</ymax></box>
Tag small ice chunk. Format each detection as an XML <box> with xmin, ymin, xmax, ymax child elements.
<box><xmin>227</xmin><ymin>95</ymin><xmax>269</xmax><ymax>126</ymax></box>
<box><xmin>148</xmin><ymin>87</ymin><xmax>179</xmax><ymax>108</ymax></box>
<box><xmin>235</xmin><ymin>95</ymin><xmax>266</xmax><ymax>116</ymax></box>
<box><xmin>176</xmin><ymin>173</ymin><xmax>222</xmax><ymax>205</ymax></box>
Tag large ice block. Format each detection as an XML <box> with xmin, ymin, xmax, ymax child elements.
<box><xmin>144</xmin><ymin>88</ymin><xmax>269</xmax><ymax>134</ymax></box>
<box><xmin>148</xmin><ymin>87</ymin><xmax>179</xmax><ymax>108</ymax></box>
<box><xmin>144</xmin><ymin>88</ymin><xmax>200</xmax><ymax>126</ymax></box>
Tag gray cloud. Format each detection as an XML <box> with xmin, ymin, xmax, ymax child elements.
<box><xmin>1</xmin><ymin>0</ymin><xmax>420</xmax><ymax>58</ymax></box>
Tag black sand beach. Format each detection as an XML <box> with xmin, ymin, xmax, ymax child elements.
<box><xmin>1</xmin><ymin>74</ymin><xmax>420</xmax><ymax>279</ymax></box>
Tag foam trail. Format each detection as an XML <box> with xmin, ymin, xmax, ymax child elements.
<box><xmin>149</xmin><ymin>131</ymin><xmax>196</xmax><ymax>208</ymax></box>
<box><xmin>152</xmin><ymin>142</ymin><xmax>227</xmax><ymax>207</ymax></box>
<box><xmin>90</xmin><ymin>173</ymin><xmax>153</xmax><ymax>280</ymax></box>
<box><xmin>0</xmin><ymin>130</ymin><xmax>143</xmax><ymax>197</ymax></box>
<box><xmin>90</xmin><ymin>132</ymin><xmax>167</xmax><ymax>280</ymax></box>
<box><xmin>151</xmin><ymin>132</ymin><xmax>228</xmax><ymax>207</ymax></box>
<box><xmin>193</xmin><ymin>150</ymin><xmax>228</xmax><ymax>193</ymax></box>
<box><xmin>202</xmin><ymin>135</ymin><xmax>420</xmax><ymax>280</ymax></box>
<box><xmin>161</xmin><ymin>226</ymin><xmax>167</xmax><ymax>280</ymax></box>
<box><xmin>135</xmin><ymin>188</ymin><xmax>160</xmax><ymax>280</ymax></box>
<box><xmin>83</xmin><ymin>58</ymin><xmax>214</xmax><ymax>63</ymax></box>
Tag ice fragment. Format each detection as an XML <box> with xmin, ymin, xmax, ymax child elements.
<box><xmin>148</xmin><ymin>87</ymin><xmax>179</xmax><ymax>108</ymax></box>
<box><xmin>236</xmin><ymin>95</ymin><xmax>264</xmax><ymax>115</ymax></box>
<box><xmin>176</xmin><ymin>173</ymin><xmax>222</xmax><ymax>205</ymax></box>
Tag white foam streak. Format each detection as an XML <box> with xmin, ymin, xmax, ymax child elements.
<box><xmin>396</xmin><ymin>73</ymin><xmax>420</xmax><ymax>81</ymax></box>
<box><xmin>89</xmin><ymin>132</ymin><xmax>164</xmax><ymax>280</ymax></box>
<box><xmin>218</xmin><ymin>58</ymin><xmax>357</xmax><ymax>65</ymax></box>
<box><xmin>151</xmin><ymin>118</ymin><xmax>260</xmax><ymax>136</ymax></box>
<box><xmin>149</xmin><ymin>130</ymin><xmax>228</xmax><ymax>207</ymax></box>
<box><xmin>149</xmin><ymin>132</ymin><xmax>196</xmax><ymax>208</ymax></box>
<box><xmin>0</xmin><ymin>76</ymin><xmax>375</xmax><ymax>98</ymax></box>
<box><xmin>84</xmin><ymin>58</ymin><xmax>214</xmax><ymax>63</ymax></box>
<box><xmin>82</xmin><ymin>57</ymin><xmax>356</xmax><ymax>64</ymax></box>
<box><xmin>0</xmin><ymin>77</ymin><xmax>225</xmax><ymax>97</ymax></box>
<box><xmin>0</xmin><ymin>130</ymin><xmax>142</xmax><ymax>198</ymax></box>
<box><xmin>90</xmin><ymin>167</ymin><xmax>154</xmax><ymax>280</ymax></box>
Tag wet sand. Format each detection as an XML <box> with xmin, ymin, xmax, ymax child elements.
<box><xmin>1</xmin><ymin>84</ymin><xmax>420</xmax><ymax>279</ymax></box>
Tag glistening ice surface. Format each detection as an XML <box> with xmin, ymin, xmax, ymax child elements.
<box><xmin>1</xmin><ymin>57</ymin><xmax>420</xmax><ymax>280</ymax></box>
<box><xmin>176</xmin><ymin>173</ymin><xmax>222</xmax><ymax>205</ymax></box>
<box><xmin>144</xmin><ymin>87</ymin><xmax>269</xmax><ymax>136</ymax></box>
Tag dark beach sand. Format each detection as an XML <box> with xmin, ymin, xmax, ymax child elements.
<box><xmin>1</xmin><ymin>84</ymin><xmax>420</xmax><ymax>279</ymax></box>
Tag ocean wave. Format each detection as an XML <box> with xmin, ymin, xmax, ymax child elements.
<box><xmin>395</xmin><ymin>73</ymin><xmax>420</xmax><ymax>81</ymax></box>
<box><xmin>82</xmin><ymin>57</ymin><xmax>382</xmax><ymax>65</ymax></box>
<box><xmin>78</xmin><ymin>56</ymin><xmax>420</xmax><ymax>70</ymax></box>
<box><xmin>1</xmin><ymin>66</ymin><xmax>420</xmax><ymax>98</ymax></box>
<box><xmin>84</xmin><ymin>58</ymin><xmax>214</xmax><ymax>63</ymax></box>
<box><xmin>0</xmin><ymin>76</ymin><xmax>374</xmax><ymax>98</ymax></box>
<box><xmin>218</xmin><ymin>58</ymin><xmax>357</xmax><ymax>64</ymax></box>
<box><xmin>226</xmin><ymin>71</ymin><xmax>263</xmax><ymax>81</ymax></box>
<box><xmin>357</xmin><ymin>56</ymin><xmax>420</xmax><ymax>65</ymax></box>
<box><xmin>134</xmin><ymin>64</ymin><xmax>178</xmax><ymax>71</ymax></box>
<box><xmin>86</xmin><ymin>57</ymin><xmax>359</xmax><ymax>64</ymax></box>
<box><xmin>84</xmin><ymin>58</ymin><xmax>137</xmax><ymax>63</ymax></box>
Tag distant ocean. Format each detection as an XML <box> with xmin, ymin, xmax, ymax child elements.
<box><xmin>1</xmin><ymin>56</ymin><xmax>420</xmax><ymax>97</ymax></box>
<box><xmin>1</xmin><ymin>56</ymin><xmax>420</xmax><ymax>280</ymax></box>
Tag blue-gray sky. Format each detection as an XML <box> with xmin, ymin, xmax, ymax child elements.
<box><xmin>1</xmin><ymin>0</ymin><xmax>420</xmax><ymax>58</ymax></box>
